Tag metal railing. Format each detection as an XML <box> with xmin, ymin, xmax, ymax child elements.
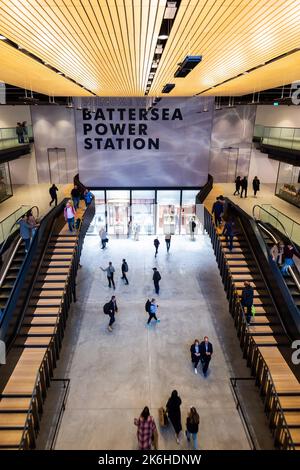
<box><xmin>0</xmin><ymin>205</ymin><xmax>32</xmax><ymax>246</ymax></box>
<box><xmin>0</xmin><ymin>125</ymin><xmax>33</xmax><ymax>151</ymax></box>
<box><xmin>49</xmin><ymin>378</ymin><xmax>70</xmax><ymax>450</ymax></box>
<box><xmin>229</xmin><ymin>377</ymin><xmax>257</xmax><ymax>450</ymax></box>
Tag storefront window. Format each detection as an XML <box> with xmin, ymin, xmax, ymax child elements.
<box><xmin>276</xmin><ymin>162</ymin><xmax>300</xmax><ymax>208</ymax></box>
<box><xmin>181</xmin><ymin>190</ymin><xmax>198</xmax><ymax>235</ymax></box>
<box><xmin>0</xmin><ymin>162</ymin><xmax>13</xmax><ymax>204</ymax></box>
<box><xmin>132</xmin><ymin>190</ymin><xmax>155</xmax><ymax>235</ymax></box>
<box><xmin>89</xmin><ymin>190</ymin><xmax>105</xmax><ymax>235</ymax></box>
<box><xmin>107</xmin><ymin>190</ymin><xmax>130</xmax><ymax>235</ymax></box>
<box><xmin>157</xmin><ymin>190</ymin><xmax>180</xmax><ymax>235</ymax></box>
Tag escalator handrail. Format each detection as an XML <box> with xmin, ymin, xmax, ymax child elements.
<box><xmin>0</xmin><ymin>205</ymin><xmax>40</xmax><ymax>257</ymax></box>
<box><xmin>252</xmin><ymin>204</ymin><xmax>300</xmax><ymax>256</ymax></box>
<box><xmin>0</xmin><ymin>237</ymin><xmax>22</xmax><ymax>289</ymax></box>
<box><xmin>236</xmin><ymin>214</ymin><xmax>293</xmax><ymax>343</ymax></box>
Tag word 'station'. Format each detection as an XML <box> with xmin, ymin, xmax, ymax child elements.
<box><xmin>82</xmin><ymin>107</ymin><xmax>183</xmax><ymax>151</ymax></box>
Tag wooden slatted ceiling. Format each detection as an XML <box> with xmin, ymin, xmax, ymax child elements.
<box><xmin>0</xmin><ymin>0</ymin><xmax>299</xmax><ymax>96</ymax></box>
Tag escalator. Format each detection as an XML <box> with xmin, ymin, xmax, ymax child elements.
<box><xmin>0</xmin><ymin>206</ymin><xmax>39</xmax><ymax>311</ymax></box>
<box><xmin>253</xmin><ymin>205</ymin><xmax>300</xmax><ymax>314</ymax></box>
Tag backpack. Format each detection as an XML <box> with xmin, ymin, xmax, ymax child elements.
<box><xmin>103</xmin><ymin>302</ymin><xmax>111</xmax><ymax>315</ymax></box>
<box><xmin>145</xmin><ymin>299</ymin><xmax>151</xmax><ymax>313</ymax></box>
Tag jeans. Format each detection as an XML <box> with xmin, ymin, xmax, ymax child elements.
<box><xmin>154</xmin><ymin>281</ymin><xmax>160</xmax><ymax>294</ymax></box>
<box><xmin>201</xmin><ymin>356</ymin><xmax>211</xmax><ymax>374</ymax></box>
<box><xmin>186</xmin><ymin>431</ymin><xmax>198</xmax><ymax>450</ymax></box>
<box><xmin>240</xmin><ymin>187</ymin><xmax>247</xmax><ymax>198</ymax></box>
<box><xmin>121</xmin><ymin>271</ymin><xmax>129</xmax><ymax>284</ymax></box>
<box><xmin>165</xmin><ymin>240</ymin><xmax>171</xmax><ymax>252</ymax></box>
<box><xmin>281</xmin><ymin>258</ymin><xmax>294</xmax><ymax>275</ymax></box>
<box><xmin>155</xmin><ymin>247</ymin><xmax>158</xmax><ymax>257</ymax></box>
<box><xmin>24</xmin><ymin>238</ymin><xmax>30</xmax><ymax>252</ymax></box>
<box><xmin>243</xmin><ymin>305</ymin><xmax>252</xmax><ymax>324</ymax></box>
<box><xmin>17</xmin><ymin>134</ymin><xmax>24</xmax><ymax>144</ymax></box>
<box><xmin>108</xmin><ymin>275</ymin><xmax>115</xmax><ymax>289</ymax></box>
<box><xmin>50</xmin><ymin>196</ymin><xmax>57</xmax><ymax>206</ymax></box>
<box><xmin>67</xmin><ymin>217</ymin><xmax>75</xmax><ymax>232</ymax></box>
<box><xmin>108</xmin><ymin>312</ymin><xmax>115</xmax><ymax>327</ymax></box>
<box><xmin>72</xmin><ymin>197</ymin><xmax>80</xmax><ymax>210</ymax></box>
<box><xmin>147</xmin><ymin>313</ymin><xmax>158</xmax><ymax>324</ymax></box>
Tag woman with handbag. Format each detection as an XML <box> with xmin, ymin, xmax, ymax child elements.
<box><xmin>134</xmin><ymin>407</ymin><xmax>158</xmax><ymax>450</ymax></box>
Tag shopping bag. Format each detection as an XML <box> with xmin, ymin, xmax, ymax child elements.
<box><xmin>251</xmin><ymin>305</ymin><xmax>256</xmax><ymax>316</ymax></box>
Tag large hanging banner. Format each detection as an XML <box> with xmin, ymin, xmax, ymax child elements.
<box><xmin>75</xmin><ymin>97</ymin><xmax>214</xmax><ymax>187</ymax></box>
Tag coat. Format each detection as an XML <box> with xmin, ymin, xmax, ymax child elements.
<box><xmin>241</xmin><ymin>286</ymin><xmax>254</xmax><ymax>307</ymax></box>
<box><xmin>153</xmin><ymin>271</ymin><xmax>161</xmax><ymax>283</ymax></box>
<box><xmin>190</xmin><ymin>343</ymin><xmax>201</xmax><ymax>363</ymax></box>
<box><xmin>199</xmin><ymin>341</ymin><xmax>213</xmax><ymax>360</ymax></box>
<box><xmin>166</xmin><ymin>395</ymin><xmax>182</xmax><ymax>434</ymax></box>
<box><xmin>253</xmin><ymin>178</ymin><xmax>260</xmax><ymax>191</ymax></box>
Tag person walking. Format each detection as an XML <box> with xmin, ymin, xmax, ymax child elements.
<box><xmin>190</xmin><ymin>339</ymin><xmax>201</xmax><ymax>374</ymax></box>
<box><xmin>83</xmin><ymin>188</ymin><xmax>93</xmax><ymax>207</ymax></box>
<box><xmin>199</xmin><ymin>336</ymin><xmax>213</xmax><ymax>377</ymax></box>
<box><xmin>252</xmin><ymin>176</ymin><xmax>260</xmax><ymax>197</ymax></box>
<box><xmin>71</xmin><ymin>185</ymin><xmax>81</xmax><ymax>210</ymax></box>
<box><xmin>146</xmin><ymin>298</ymin><xmax>160</xmax><ymax>326</ymax></box>
<box><xmin>127</xmin><ymin>219</ymin><xmax>132</xmax><ymax>239</ymax></box>
<box><xmin>166</xmin><ymin>390</ymin><xmax>182</xmax><ymax>444</ymax></box>
<box><xmin>64</xmin><ymin>200</ymin><xmax>76</xmax><ymax>232</ymax></box>
<box><xmin>165</xmin><ymin>234</ymin><xmax>171</xmax><ymax>253</ymax></box>
<box><xmin>186</xmin><ymin>407</ymin><xmax>200</xmax><ymax>450</ymax></box>
<box><xmin>222</xmin><ymin>219</ymin><xmax>234</xmax><ymax>252</ymax></box>
<box><xmin>103</xmin><ymin>295</ymin><xmax>118</xmax><ymax>332</ymax></box>
<box><xmin>281</xmin><ymin>243</ymin><xmax>300</xmax><ymax>276</ymax></box>
<box><xmin>212</xmin><ymin>197</ymin><xmax>224</xmax><ymax>227</ymax></box>
<box><xmin>241</xmin><ymin>281</ymin><xmax>254</xmax><ymax>325</ymax></box>
<box><xmin>134</xmin><ymin>407</ymin><xmax>158</xmax><ymax>450</ymax></box>
<box><xmin>49</xmin><ymin>184</ymin><xmax>58</xmax><ymax>206</ymax></box>
<box><xmin>121</xmin><ymin>258</ymin><xmax>129</xmax><ymax>285</ymax></box>
<box><xmin>17</xmin><ymin>214</ymin><xmax>38</xmax><ymax>253</ymax></box>
<box><xmin>152</xmin><ymin>267</ymin><xmax>161</xmax><ymax>295</ymax></box>
<box><xmin>233</xmin><ymin>176</ymin><xmax>241</xmax><ymax>196</ymax></box>
<box><xmin>154</xmin><ymin>238</ymin><xmax>160</xmax><ymax>257</ymax></box>
<box><xmin>101</xmin><ymin>261</ymin><xmax>116</xmax><ymax>289</ymax></box>
<box><xmin>191</xmin><ymin>217</ymin><xmax>197</xmax><ymax>240</ymax></box>
<box><xmin>99</xmin><ymin>227</ymin><xmax>108</xmax><ymax>249</ymax></box>
<box><xmin>240</xmin><ymin>177</ymin><xmax>248</xmax><ymax>198</ymax></box>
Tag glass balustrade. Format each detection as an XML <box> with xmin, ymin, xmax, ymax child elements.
<box><xmin>0</xmin><ymin>206</ymin><xmax>32</xmax><ymax>245</ymax></box>
<box><xmin>253</xmin><ymin>124</ymin><xmax>300</xmax><ymax>150</ymax></box>
<box><xmin>258</xmin><ymin>204</ymin><xmax>300</xmax><ymax>246</ymax></box>
<box><xmin>0</xmin><ymin>125</ymin><xmax>33</xmax><ymax>150</ymax></box>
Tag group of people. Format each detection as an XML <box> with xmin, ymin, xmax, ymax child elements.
<box><xmin>134</xmin><ymin>391</ymin><xmax>201</xmax><ymax>450</ymax></box>
<box><xmin>49</xmin><ymin>183</ymin><xmax>93</xmax><ymax>210</ymax></box>
<box><xmin>16</xmin><ymin>121</ymin><xmax>28</xmax><ymax>144</ymax></box>
<box><xmin>234</xmin><ymin>176</ymin><xmax>260</xmax><ymax>198</ymax></box>
<box><xmin>154</xmin><ymin>234</ymin><xmax>171</xmax><ymax>256</ymax></box>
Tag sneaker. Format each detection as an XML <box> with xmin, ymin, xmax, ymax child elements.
<box><xmin>155</xmin><ymin>319</ymin><xmax>160</xmax><ymax>323</ymax></box>
<box><xmin>108</xmin><ymin>326</ymin><xmax>113</xmax><ymax>332</ymax></box>
<box><xmin>194</xmin><ymin>368</ymin><xmax>198</xmax><ymax>374</ymax></box>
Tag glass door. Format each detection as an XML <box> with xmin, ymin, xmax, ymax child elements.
<box><xmin>107</xmin><ymin>190</ymin><xmax>130</xmax><ymax>236</ymax></box>
<box><xmin>132</xmin><ymin>190</ymin><xmax>155</xmax><ymax>235</ymax></box>
<box><xmin>157</xmin><ymin>190</ymin><xmax>180</xmax><ymax>235</ymax></box>
<box><xmin>181</xmin><ymin>190</ymin><xmax>198</xmax><ymax>235</ymax></box>
<box><xmin>48</xmin><ymin>148</ymin><xmax>68</xmax><ymax>184</ymax></box>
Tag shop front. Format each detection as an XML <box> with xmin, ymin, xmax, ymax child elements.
<box><xmin>275</xmin><ymin>162</ymin><xmax>300</xmax><ymax>208</ymax></box>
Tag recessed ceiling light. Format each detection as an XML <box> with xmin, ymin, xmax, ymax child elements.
<box><xmin>158</xmin><ymin>34</ymin><xmax>168</xmax><ymax>40</ymax></box>
<box><xmin>57</xmin><ymin>71</ymin><xmax>63</xmax><ymax>75</ymax></box>
<box><xmin>0</xmin><ymin>35</ymin><xmax>7</xmax><ymax>40</ymax></box>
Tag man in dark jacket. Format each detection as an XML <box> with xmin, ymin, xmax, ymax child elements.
<box><xmin>240</xmin><ymin>177</ymin><xmax>248</xmax><ymax>198</ymax></box>
<box><xmin>154</xmin><ymin>238</ymin><xmax>160</xmax><ymax>257</ymax></box>
<box><xmin>241</xmin><ymin>281</ymin><xmax>254</xmax><ymax>324</ymax></box>
<box><xmin>234</xmin><ymin>176</ymin><xmax>241</xmax><ymax>196</ymax></box>
<box><xmin>252</xmin><ymin>176</ymin><xmax>260</xmax><ymax>197</ymax></box>
<box><xmin>121</xmin><ymin>258</ymin><xmax>129</xmax><ymax>285</ymax></box>
<box><xmin>105</xmin><ymin>295</ymin><xmax>118</xmax><ymax>332</ymax></box>
<box><xmin>212</xmin><ymin>197</ymin><xmax>223</xmax><ymax>227</ymax></box>
<box><xmin>152</xmin><ymin>267</ymin><xmax>161</xmax><ymax>295</ymax></box>
<box><xmin>222</xmin><ymin>219</ymin><xmax>234</xmax><ymax>252</ymax></box>
<box><xmin>49</xmin><ymin>184</ymin><xmax>58</xmax><ymax>206</ymax></box>
<box><xmin>199</xmin><ymin>336</ymin><xmax>213</xmax><ymax>377</ymax></box>
<box><xmin>71</xmin><ymin>185</ymin><xmax>81</xmax><ymax>210</ymax></box>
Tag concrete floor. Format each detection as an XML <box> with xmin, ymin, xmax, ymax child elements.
<box><xmin>35</xmin><ymin>233</ymin><xmax>275</xmax><ymax>450</ymax></box>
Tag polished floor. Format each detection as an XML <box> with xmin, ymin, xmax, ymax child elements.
<box><xmin>35</xmin><ymin>233</ymin><xmax>271</xmax><ymax>450</ymax></box>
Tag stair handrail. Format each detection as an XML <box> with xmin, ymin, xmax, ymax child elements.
<box><xmin>0</xmin><ymin>205</ymin><xmax>39</xmax><ymax>257</ymax></box>
<box><xmin>252</xmin><ymin>204</ymin><xmax>300</xmax><ymax>256</ymax></box>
